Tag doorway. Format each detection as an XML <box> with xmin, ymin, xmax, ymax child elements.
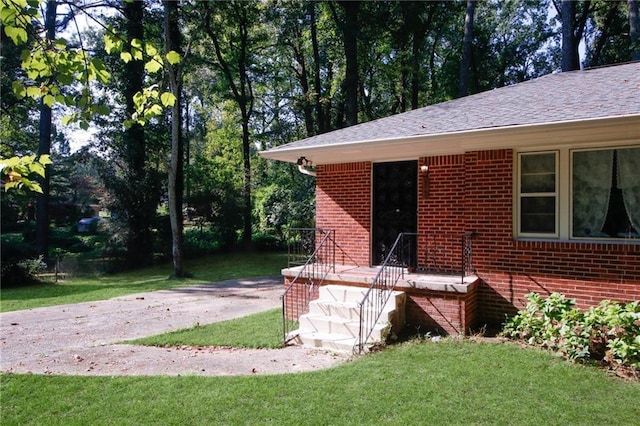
<box><xmin>371</xmin><ymin>160</ymin><xmax>418</xmax><ymax>265</ymax></box>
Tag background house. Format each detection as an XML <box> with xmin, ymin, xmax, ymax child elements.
<box><xmin>261</xmin><ymin>62</ymin><xmax>640</xmax><ymax>334</ymax></box>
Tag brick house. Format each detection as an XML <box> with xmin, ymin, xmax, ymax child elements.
<box><xmin>260</xmin><ymin>62</ymin><xmax>640</xmax><ymax>345</ymax></box>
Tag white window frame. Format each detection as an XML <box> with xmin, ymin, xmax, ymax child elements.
<box><xmin>515</xmin><ymin>144</ymin><xmax>640</xmax><ymax>242</ymax></box>
<box><xmin>516</xmin><ymin>151</ymin><xmax>559</xmax><ymax>238</ymax></box>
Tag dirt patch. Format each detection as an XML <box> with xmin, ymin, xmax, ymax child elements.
<box><xmin>0</xmin><ymin>276</ymin><xmax>350</xmax><ymax>376</ymax></box>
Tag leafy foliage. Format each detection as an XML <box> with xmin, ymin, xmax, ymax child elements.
<box><xmin>0</xmin><ymin>154</ymin><xmax>51</xmax><ymax>193</ymax></box>
<box><xmin>502</xmin><ymin>292</ymin><xmax>640</xmax><ymax>371</ymax></box>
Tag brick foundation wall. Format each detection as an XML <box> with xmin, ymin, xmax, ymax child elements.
<box><xmin>403</xmin><ymin>284</ymin><xmax>479</xmax><ymax>335</ymax></box>
<box><xmin>282</xmin><ymin>276</ymin><xmax>319</xmax><ymax>321</ymax></box>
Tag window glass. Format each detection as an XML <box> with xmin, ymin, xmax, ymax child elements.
<box><xmin>521</xmin><ymin>197</ymin><xmax>556</xmax><ymax>233</ymax></box>
<box><xmin>572</xmin><ymin>148</ymin><xmax>639</xmax><ymax>239</ymax></box>
<box><xmin>519</xmin><ymin>152</ymin><xmax>557</xmax><ymax>235</ymax></box>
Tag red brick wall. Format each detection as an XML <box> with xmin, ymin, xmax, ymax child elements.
<box><xmin>283</xmin><ymin>276</ymin><xmax>319</xmax><ymax>321</ymax></box>
<box><xmin>462</xmin><ymin>149</ymin><xmax>640</xmax><ymax>325</ymax></box>
<box><xmin>316</xmin><ymin>162</ymin><xmax>371</xmax><ymax>266</ymax></box>
<box><xmin>404</xmin><ymin>285</ymin><xmax>478</xmax><ymax>335</ymax></box>
<box><xmin>418</xmin><ymin>155</ymin><xmax>466</xmax><ymax>235</ymax></box>
<box><xmin>315</xmin><ymin>150</ymin><xmax>640</xmax><ymax>329</ymax></box>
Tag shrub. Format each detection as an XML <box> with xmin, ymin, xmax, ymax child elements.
<box><xmin>502</xmin><ymin>292</ymin><xmax>640</xmax><ymax>371</ymax></box>
<box><xmin>252</xmin><ymin>232</ymin><xmax>284</xmax><ymax>251</ymax></box>
<box><xmin>1</xmin><ymin>253</ymin><xmax>46</xmax><ymax>288</ymax></box>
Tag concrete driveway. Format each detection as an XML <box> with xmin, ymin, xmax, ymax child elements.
<box><xmin>0</xmin><ymin>276</ymin><xmax>348</xmax><ymax>376</ymax></box>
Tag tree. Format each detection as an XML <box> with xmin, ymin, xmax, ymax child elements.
<box><xmin>472</xmin><ymin>0</ymin><xmax>557</xmax><ymax>88</ymax></box>
<box><xmin>200</xmin><ymin>1</ymin><xmax>264</xmax><ymax>247</ymax></box>
<box><xmin>459</xmin><ymin>0</ymin><xmax>476</xmax><ymax>97</ymax></box>
<box><xmin>33</xmin><ymin>0</ymin><xmax>55</xmax><ymax>260</ymax></box>
<box><xmin>164</xmin><ymin>0</ymin><xmax>186</xmax><ymax>277</ymax></box>
<box><xmin>330</xmin><ymin>1</ymin><xmax>360</xmax><ymax>127</ymax></box>
<box><xmin>558</xmin><ymin>0</ymin><xmax>592</xmax><ymax>71</ymax></box>
<box><xmin>631</xmin><ymin>0</ymin><xmax>640</xmax><ymax>60</ymax></box>
<box><xmin>119</xmin><ymin>0</ymin><xmax>155</xmax><ymax>267</ymax></box>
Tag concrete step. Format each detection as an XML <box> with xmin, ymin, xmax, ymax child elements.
<box><xmin>309</xmin><ymin>293</ymin><xmax>403</xmax><ymax>320</ymax></box>
<box><xmin>290</xmin><ymin>331</ymin><xmax>357</xmax><ymax>353</ymax></box>
<box><xmin>318</xmin><ymin>285</ymin><xmax>369</xmax><ymax>303</ymax></box>
<box><xmin>290</xmin><ymin>285</ymin><xmax>406</xmax><ymax>353</ymax></box>
<box><xmin>299</xmin><ymin>313</ymin><xmax>392</xmax><ymax>341</ymax></box>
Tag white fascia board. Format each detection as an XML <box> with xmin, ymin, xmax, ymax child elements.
<box><xmin>258</xmin><ymin>115</ymin><xmax>640</xmax><ymax>165</ymax></box>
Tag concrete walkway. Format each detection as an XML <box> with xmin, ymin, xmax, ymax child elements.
<box><xmin>0</xmin><ymin>276</ymin><xmax>349</xmax><ymax>376</ymax></box>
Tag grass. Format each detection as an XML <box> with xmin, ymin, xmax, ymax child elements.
<box><xmin>2</xmin><ymin>251</ymin><xmax>639</xmax><ymax>424</ymax></box>
<box><xmin>129</xmin><ymin>308</ymin><xmax>284</xmax><ymax>349</ymax></box>
<box><xmin>0</xmin><ymin>251</ymin><xmax>287</xmax><ymax>313</ymax></box>
<box><xmin>2</xmin><ymin>339</ymin><xmax>639</xmax><ymax>425</ymax></box>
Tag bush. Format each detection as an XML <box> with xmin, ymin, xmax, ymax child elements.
<box><xmin>183</xmin><ymin>227</ymin><xmax>222</xmax><ymax>257</ymax></box>
<box><xmin>502</xmin><ymin>292</ymin><xmax>640</xmax><ymax>371</ymax></box>
<box><xmin>0</xmin><ymin>239</ymin><xmax>45</xmax><ymax>287</ymax></box>
<box><xmin>252</xmin><ymin>232</ymin><xmax>284</xmax><ymax>251</ymax></box>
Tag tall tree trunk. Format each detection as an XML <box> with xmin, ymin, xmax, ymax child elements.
<box><xmin>459</xmin><ymin>0</ymin><xmax>476</xmax><ymax>97</ymax></box>
<box><xmin>241</xmin><ymin>117</ymin><xmax>252</xmax><ymax>247</ymax></box>
<box><xmin>560</xmin><ymin>0</ymin><xmax>591</xmax><ymax>71</ymax></box>
<box><xmin>36</xmin><ymin>0</ymin><xmax>57</xmax><ymax>262</ymax></box>
<box><xmin>292</xmin><ymin>23</ymin><xmax>314</xmax><ymax>137</ymax></box>
<box><xmin>164</xmin><ymin>0</ymin><xmax>185</xmax><ymax>277</ymax></box>
<box><xmin>630</xmin><ymin>0</ymin><xmax>640</xmax><ymax>60</ymax></box>
<box><xmin>309</xmin><ymin>1</ymin><xmax>326</xmax><ymax>134</ymax></box>
<box><xmin>411</xmin><ymin>24</ymin><xmax>426</xmax><ymax>110</ymax></box>
<box><xmin>338</xmin><ymin>1</ymin><xmax>359</xmax><ymax>126</ymax></box>
<box><xmin>122</xmin><ymin>0</ymin><xmax>151</xmax><ymax>267</ymax></box>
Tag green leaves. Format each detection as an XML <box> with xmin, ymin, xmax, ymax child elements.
<box><xmin>160</xmin><ymin>92</ymin><xmax>177</xmax><ymax>107</ymax></box>
<box><xmin>0</xmin><ymin>154</ymin><xmax>52</xmax><ymax>193</ymax></box>
<box><xmin>0</xmin><ymin>0</ymin><xmax>38</xmax><ymax>44</ymax></box>
<box><xmin>166</xmin><ymin>50</ymin><xmax>181</xmax><ymax>65</ymax></box>
<box><xmin>102</xmin><ymin>29</ymin><xmax>182</xmax><ymax>126</ymax></box>
<box><xmin>4</xmin><ymin>25</ymin><xmax>27</xmax><ymax>44</ymax></box>
<box><xmin>2</xmin><ymin>0</ymin><xmax>112</xmax><ymax>129</ymax></box>
<box><xmin>145</xmin><ymin>59</ymin><xmax>162</xmax><ymax>74</ymax></box>
<box><xmin>2</xmin><ymin>0</ymin><xmax>183</xmax><ymax>130</ymax></box>
<box><xmin>502</xmin><ymin>293</ymin><xmax>640</xmax><ymax>370</ymax></box>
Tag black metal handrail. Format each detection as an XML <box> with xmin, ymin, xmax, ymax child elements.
<box><xmin>281</xmin><ymin>228</ymin><xmax>335</xmax><ymax>344</ymax></box>
<box><xmin>407</xmin><ymin>232</ymin><xmax>477</xmax><ymax>283</ymax></box>
<box><xmin>355</xmin><ymin>231</ymin><xmax>477</xmax><ymax>353</ymax></box>
<box><xmin>355</xmin><ymin>232</ymin><xmax>407</xmax><ymax>354</ymax></box>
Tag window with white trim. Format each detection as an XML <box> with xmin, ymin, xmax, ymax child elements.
<box><xmin>572</xmin><ymin>147</ymin><xmax>639</xmax><ymax>239</ymax></box>
<box><xmin>518</xmin><ymin>151</ymin><xmax>558</xmax><ymax>236</ymax></box>
<box><xmin>516</xmin><ymin>145</ymin><xmax>640</xmax><ymax>241</ymax></box>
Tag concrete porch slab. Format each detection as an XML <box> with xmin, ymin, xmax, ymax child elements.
<box><xmin>281</xmin><ymin>264</ymin><xmax>478</xmax><ymax>293</ymax></box>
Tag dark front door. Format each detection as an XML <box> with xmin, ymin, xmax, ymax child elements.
<box><xmin>372</xmin><ymin>160</ymin><xmax>418</xmax><ymax>265</ymax></box>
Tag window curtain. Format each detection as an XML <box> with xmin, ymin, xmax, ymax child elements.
<box><xmin>616</xmin><ymin>147</ymin><xmax>640</xmax><ymax>235</ymax></box>
<box><xmin>572</xmin><ymin>150</ymin><xmax>613</xmax><ymax>237</ymax></box>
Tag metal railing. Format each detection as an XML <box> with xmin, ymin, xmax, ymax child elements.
<box><xmin>355</xmin><ymin>231</ymin><xmax>476</xmax><ymax>353</ymax></box>
<box><xmin>281</xmin><ymin>228</ymin><xmax>335</xmax><ymax>344</ymax></box>
<box><xmin>355</xmin><ymin>233</ymin><xmax>407</xmax><ymax>354</ymax></box>
<box><xmin>411</xmin><ymin>231</ymin><xmax>477</xmax><ymax>283</ymax></box>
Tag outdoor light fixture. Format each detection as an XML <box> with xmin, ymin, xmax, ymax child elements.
<box><xmin>421</xmin><ymin>164</ymin><xmax>430</xmax><ymax>198</ymax></box>
<box><xmin>297</xmin><ymin>156</ymin><xmax>316</xmax><ymax>177</ymax></box>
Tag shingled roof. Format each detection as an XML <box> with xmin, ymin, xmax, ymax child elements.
<box><xmin>260</xmin><ymin>62</ymin><xmax>640</xmax><ymax>164</ymax></box>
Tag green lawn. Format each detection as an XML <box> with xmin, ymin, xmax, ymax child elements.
<box><xmin>0</xmin><ymin>251</ymin><xmax>287</xmax><ymax>312</ymax></box>
<box><xmin>2</xmin><ymin>339</ymin><xmax>639</xmax><ymax>425</ymax></box>
<box><xmin>2</xmin><ymin>251</ymin><xmax>639</xmax><ymax>424</ymax></box>
<box><xmin>129</xmin><ymin>308</ymin><xmax>284</xmax><ymax>349</ymax></box>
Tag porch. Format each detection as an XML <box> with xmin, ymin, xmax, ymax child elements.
<box><xmin>280</xmin><ymin>229</ymin><xmax>481</xmax><ymax>353</ymax></box>
<box><xmin>282</xmin><ymin>263</ymin><xmax>480</xmax><ymax>339</ymax></box>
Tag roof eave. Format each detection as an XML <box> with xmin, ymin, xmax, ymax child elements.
<box><xmin>259</xmin><ymin>114</ymin><xmax>640</xmax><ymax>165</ymax></box>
